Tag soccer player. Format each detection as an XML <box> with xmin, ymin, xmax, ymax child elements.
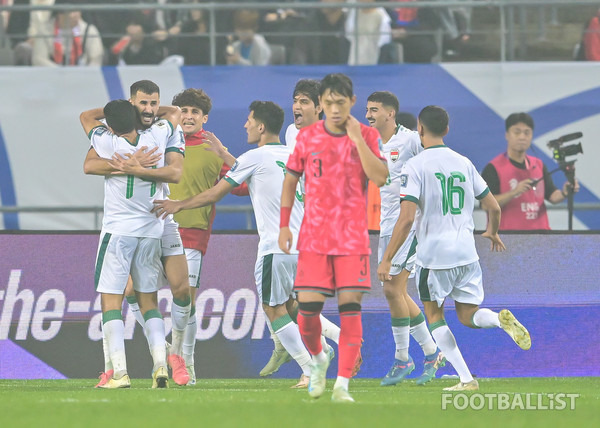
<box><xmin>377</xmin><ymin>106</ymin><xmax>531</xmax><ymax>392</ymax></box>
<box><xmin>279</xmin><ymin>73</ymin><xmax>388</xmax><ymax>403</ymax></box>
<box><xmin>366</xmin><ymin>91</ymin><xmax>445</xmax><ymax>386</ymax></box>
<box><xmin>153</xmin><ymin>101</ymin><xmax>318</xmax><ymax>388</ymax></box>
<box><xmin>80</xmin><ymin>100</ymin><xmax>183</xmax><ymax>388</ymax></box>
<box><xmin>84</xmin><ymin>80</ymin><xmax>191</xmax><ymax>387</ymax></box>
<box><xmin>260</xmin><ymin>79</ymin><xmax>342</xmax><ymax>379</ymax></box>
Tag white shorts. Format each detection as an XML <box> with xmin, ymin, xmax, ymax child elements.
<box><xmin>378</xmin><ymin>231</ymin><xmax>417</xmax><ymax>279</ymax></box>
<box><xmin>161</xmin><ymin>216</ymin><xmax>184</xmax><ymax>257</ymax></box>
<box><xmin>415</xmin><ymin>261</ymin><xmax>484</xmax><ymax>307</ymax></box>
<box><xmin>95</xmin><ymin>231</ymin><xmax>162</xmax><ymax>295</ymax></box>
<box><xmin>185</xmin><ymin>248</ymin><xmax>203</xmax><ymax>288</ymax></box>
<box><xmin>254</xmin><ymin>253</ymin><xmax>297</xmax><ymax>307</ymax></box>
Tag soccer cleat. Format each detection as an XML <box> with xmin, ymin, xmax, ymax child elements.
<box><xmin>443</xmin><ymin>379</ymin><xmax>479</xmax><ymax>391</ymax></box>
<box><xmin>308</xmin><ymin>356</ymin><xmax>330</xmax><ymax>399</ymax></box>
<box><xmin>351</xmin><ymin>339</ymin><xmax>364</xmax><ymax>377</ymax></box>
<box><xmin>168</xmin><ymin>354</ymin><xmax>190</xmax><ymax>386</ymax></box>
<box><xmin>499</xmin><ymin>309</ymin><xmax>531</xmax><ymax>350</ymax></box>
<box><xmin>416</xmin><ymin>349</ymin><xmax>446</xmax><ymax>385</ymax></box>
<box><xmin>327</xmin><ymin>344</ymin><xmax>335</xmax><ymax>362</ymax></box>
<box><xmin>186</xmin><ymin>364</ymin><xmax>196</xmax><ymax>386</ymax></box>
<box><xmin>97</xmin><ymin>373</ymin><xmax>130</xmax><ymax>389</ymax></box>
<box><xmin>152</xmin><ymin>366</ymin><xmax>169</xmax><ymax>389</ymax></box>
<box><xmin>259</xmin><ymin>349</ymin><xmax>293</xmax><ymax>377</ymax></box>
<box><xmin>331</xmin><ymin>387</ymin><xmax>355</xmax><ymax>403</ymax></box>
<box><xmin>380</xmin><ymin>355</ymin><xmax>415</xmax><ymax>386</ymax></box>
<box><xmin>290</xmin><ymin>374</ymin><xmax>310</xmax><ymax>389</ymax></box>
<box><xmin>94</xmin><ymin>370</ymin><xmax>114</xmax><ymax>388</ymax></box>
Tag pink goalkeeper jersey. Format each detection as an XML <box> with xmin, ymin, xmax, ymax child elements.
<box><xmin>286</xmin><ymin>120</ymin><xmax>384</xmax><ymax>255</ymax></box>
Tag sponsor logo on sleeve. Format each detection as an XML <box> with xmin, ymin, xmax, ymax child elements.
<box><xmin>230</xmin><ymin>161</ymin><xmax>239</xmax><ymax>172</ymax></box>
<box><xmin>400</xmin><ymin>174</ymin><xmax>408</xmax><ymax>187</ymax></box>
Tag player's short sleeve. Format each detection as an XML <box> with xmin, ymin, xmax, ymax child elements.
<box><xmin>286</xmin><ymin>128</ymin><xmax>306</xmax><ymax>176</ymax></box>
<box><xmin>399</xmin><ymin>160</ymin><xmax>421</xmax><ymax>204</ymax></box>
<box><xmin>409</xmin><ymin>131</ymin><xmax>423</xmax><ymax>157</ymax></box>
<box><xmin>89</xmin><ymin>126</ymin><xmax>114</xmax><ymax>159</ymax></box>
<box><xmin>470</xmin><ymin>161</ymin><xmax>490</xmax><ymax>200</ymax></box>
<box><xmin>224</xmin><ymin>150</ymin><xmax>259</xmax><ymax>187</ymax></box>
<box><xmin>364</xmin><ymin>126</ymin><xmax>386</xmax><ymax>161</ymax></box>
<box><xmin>166</xmin><ymin>124</ymin><xmax>185</xmax><ymax>157</ymax></box>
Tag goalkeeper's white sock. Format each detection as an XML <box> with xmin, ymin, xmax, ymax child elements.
<box><xmin>182</xmin><ymin>305</ymin><xmax>197</xmax><ymax>366</ymax></box>
<box><xmin>430</xmin><ymin>321</ymin><xmax>473</xmax><ymax>383</ymax></box>
<box><xmin>144</xmin><ymin>310</ymin><xmax>167</xmax><ymax>372</ymax></box>
<box><xmin>126</xmin><ymin>295</ymin><xmax>145</xmax><ymax>329</ymax></box>
<box><xmin>410</xmin><ymin>313</ymin><xmax>438</xmax><ymax>356</ymax></box>
<box><xmin>102</xmin><ymin>310</ymin><xmax>127</xmax><ymax>378</ymax></box>
<box><xmin>472</xmin><ymin>308</ymin><xmax>501</xmax><ymax>328</ymax></box>
<box><xmin>319</xmin><ymin>314</ymin><xmax>340</xmax><ymax>344</ymax></box>
<box><xmin>273</xmin><ymin>314</ymin><xmax>311</xmax><ymax>376</ymax></box>
<box><xmin>170</xmin><ymin>297</ymin><xmax>191</xmax><ymax>356</ymax></box>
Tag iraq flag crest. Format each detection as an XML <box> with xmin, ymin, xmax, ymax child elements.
<box><xmin>390</xmin><ymin>149</ymin><xmax>399</xmax><ymax>162</ymax></box>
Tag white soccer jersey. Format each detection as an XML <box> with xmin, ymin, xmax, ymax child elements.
<box><xmin>379</xmin><ymin>125</ymin><xmax>422</xmax><ymax>236</ymax></box>
<box><xmin>90</xmin><ymin>119</ymin><xmax>179</xmax><ymax>238</ymax></box>
<box><xmin>400</xmin><ymin>145</ymin><xmax>490</xmax><ymax>269</ymax></box>
<box><xmin>224</xmin><ymin>143</ymin><xmax>304</xmax><ymax>258</ymax></box>
<box><xmin>284</xmin><ymin>123</ymin><xmax>299</xmax><ymax>152</ymax></box>
<box><xmin>161</xmin><ymin>123</ymin><xmax>185</xmax><ymax>196</ymax></box>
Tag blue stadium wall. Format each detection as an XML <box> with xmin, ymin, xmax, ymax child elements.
<box><xmin>0</xmin><ymin>233</ymin><xmax>598</xmax><ymax>379</ymax></box>
<box><xmin>0</xmin><ymin>64</ymin><xmax>599</xmax><ymax>231</ymax></box>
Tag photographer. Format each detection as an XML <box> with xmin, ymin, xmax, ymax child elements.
<box><xmin>481</xmin><ymin>113</ymin><xmax>580</xmax><ymax>231</ymax></box>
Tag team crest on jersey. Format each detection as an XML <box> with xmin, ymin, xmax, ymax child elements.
<box><xmin>230</xmin><ymin>160</ymin><xmax>239</xmax><ymax>172</ymax></box>
<box><xmin>400</xmin><ymin>174</ymin><xmax>408</xmax><ymax>187</ymax></box>
<box><xmin>390</xmin><ymin>149</ymin><xmax>400</xmax><ymax>162</ymax></box>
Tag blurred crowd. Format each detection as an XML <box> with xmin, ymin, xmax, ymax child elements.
<box><xmin>0</xmin><ymin>0</ymin><xmax>598</xmax><ymax>67</ymax></box>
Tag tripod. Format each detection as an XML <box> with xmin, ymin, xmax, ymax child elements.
<box><xmin>559</xmin><ymin>161</ymin><xmax>577</xmax><ymax>231</ymax></box>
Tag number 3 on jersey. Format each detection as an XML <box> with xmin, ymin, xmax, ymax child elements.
<box><xmin>435</xmin><ymin>172</ymin><xmax>465</xmax><ymax>215</ymax></box>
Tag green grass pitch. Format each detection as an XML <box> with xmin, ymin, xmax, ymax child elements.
<box><xmin>1</xmin><ymin>377</ymin><xmax>598</xmax><ymax>428</ymax></box>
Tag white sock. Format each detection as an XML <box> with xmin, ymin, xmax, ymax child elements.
<box><xmin>319</xmin><ymin>314</ymin><xmax>340</xmax><ymax>344</ymax></box>
<box><xmin>266</xmin><ymin>316</ymin><xmax>285</xmax><ymax>351</ymax></box>
<box><xmin>170</xmin><ymin>300</ymin><xmax>191</xmax><ymax>355</ymax></box>
<box><xmin>392</xmin><ymin>325</ymin><xmax>410</xmax><ymax>361</ymax></box>
<box><xmin>410</xmin><ymin>317</ymin><xmax>438</xmax><ymax>356</ymax></box>
<box><xmin>103</xmin><ymin>318</ymin><xmax>127</xmax><ymax>378</ymax></box>
<box><xmin>145</xmin><ymin>316</ymin><xmax>167</xmax><ymax>372</ymax></box>
<box><xmin>182</xmin><ymin>307</ymin><xmax>197</xmax><ymax>366</ymax></box>
<box><xmin>431</xmin><ymin>324</ymin><xmax>473</xmax><ymax>383</ymax></box>
<box><xmin>472</xmin><ymin>308</ymin><xmax>501</xmax><ymax>328</ymax></box>
<box><xmin>273</xmin><ymin>315</ymin><xmax>312</xmax><ymax>376</ymax></box>
<box><xmin>313</xmin><ymin>350</ymin><xmax>328</xmax><ymax>364</ymax></box>
<box><xmin>334</xmin><ymin>376</ymin><xmax>350</xmax><ymax>390</ymax></box>
<box><xmin>101</xmin><ymin>325</ymin><xmax>113</xmax><ymax>372</ymax></box>
<box><xmin>126</xmin><ymin>296</ymin><xmax>145</xmax><ymax>330</ymax></box>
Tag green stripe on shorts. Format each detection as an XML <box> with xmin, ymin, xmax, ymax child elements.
<box><xmin>418</xmin><ymin>267</ymin><xmax>431</xmax><ymax>302</ymax></box>
<box><xmin>261</xmin><ymin>254</ymin><xmax>273</xmax><ymax>305</ymax></box>
<box><xmin>94</xmin><ymin>233</ymin><xmax>112</xmax><ymax>290</ymax></box>
<box><xmin>401</xmin><ymin>236</ymin><xmax>418</xmax><ymax>270</ymax></box>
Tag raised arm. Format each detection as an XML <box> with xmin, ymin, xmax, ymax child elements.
<box><xmin>203</xmin><ymin>131</ymin><xmax>237</xmax><ymax>167</ymax></box>
<box><xmin>79</xmin><ymin>108</ymin><xmax>105</xmax><ymax>136</ymax></box>
<box><xmin>346</xmin><ymin>116</ymin><xmax>388</xmax><ymax>187</ymax></box>
<box><xmin>157</xmin><ymin>106</ymin><xmax>182</xmax><ymax>130</ymax></box>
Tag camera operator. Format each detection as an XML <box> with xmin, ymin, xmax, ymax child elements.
<box><xmin>481</xmin><ymin>113</ymin><xmax>580</xmax><ymax>231</ymax></box>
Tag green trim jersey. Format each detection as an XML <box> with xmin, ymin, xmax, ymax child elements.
<box><xmin>400</xmin><ymin>145</ymin><xmax>490</xmax><ymax>269</ymax></box>
<box><xmin>224</xmin><ymin>143</ymin><xmax>304</xmax><ymax>258</ymax></box>
<box><xmin>379</xmin><ymin>125</ymin><xmax>423</xmax><ymax>236</ymax></box>
<box><xmin>89</xmin><ymin>119</ymin><xmax>178</xmax><ymax>238</ymax></box>
<box><xmin>161</xmin><ymin>123</ymin><xmax>185</xmax><ymax>196</ymax></box>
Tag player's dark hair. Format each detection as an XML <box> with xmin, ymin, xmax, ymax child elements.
<box><xmin>396</xmin><ymin>112</ymin><xmax>417</xmax><ymax>130</ymax></box>
<box><xmin>294</xmin><ymin>79</ymin><xmax>323</xmax><ymax>119</ymax></box>
<box><xmin>418</xmin><ymin>105</ymin><xmax>449</xmax><ymax>137</ymax></box>
<box><xmin>130</xmin><ymin>80</ymin><xmax>160</xmax><ymax>97</ymax></box>
<box><xmin>319</xmin><ymin>73</ymin><xmax>353</xmax><ymax>99</ymax></box>
<box><xmin>172</xmin><ymin>88</ymin><xmax>212</xmax><ymax>115</ymax></box>
<box><xmin>104</xmin><ymin>100</ymin><xmax>138</xmax><ymax>135</ymax></box>
<box><xmin>367</xmin><ymin>91</ymin><xmax>399</xmax><ymax>115</ymax></box>
<box><xmin>249</xmin><ymin>101</ymin><xmax>284</xmax><ymax>135</ymax></box>
<box><xmin>505</xmin><ymin>112</ymin><xmax>534</xmax><ymax>131</ymax></box>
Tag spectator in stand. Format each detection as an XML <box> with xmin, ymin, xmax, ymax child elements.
<box><xmin>32</xmin><ymin>0</ymin><xmax>104</xmax><ymax>66</ymax></box>
<box><xmin>584</xmin><ymin>7</ymin><xmax>600</xmax><ymax>61</ymax></box>
<box><xmin>290</xmin><ymin>0</ymin><xmax>350</xmax><ymax>65</ymax></box>
<box><xmin>382</xmin><ymin>0</ymin><xmax>439</xmax><ymax>63</ymax></box>
<box><xmin>225</xmin><ymin>9</ymin><xmax>271</xmax><ymax>66</ymax></box>
<box><xmin>111</xmin><ymin>11</ymin><xmax>167</xmax><ymax>65</ymax></box>
<box><xmin>169</xmin><ymin>3</ymin><xmax>210</xmax><ymax>65</ymax></box>
<box><xmin>345</xmin><ymin>0</ymin><xmax>392</xmax><ymax>65</ymax></box>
